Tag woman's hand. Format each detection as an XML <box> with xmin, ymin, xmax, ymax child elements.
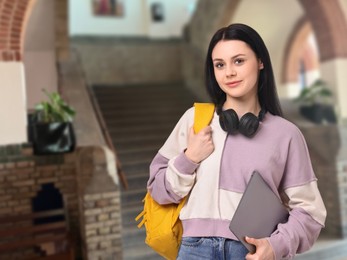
<box><xmin>245</xmin><ymin>237</ymin><xmax>275</xmax><ymax>260</ymax></box>
<box><xmin>185</xmin><ymin>126</ymin><xmax>214</xmax><ymax>163</ymax></box>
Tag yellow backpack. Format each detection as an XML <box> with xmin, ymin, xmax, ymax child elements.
<box><xmin>135</xmin><ymin>103</ymin><xmax>215</xmax><ymax>260</ymax></box>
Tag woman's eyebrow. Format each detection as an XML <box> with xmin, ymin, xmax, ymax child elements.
<box><xmin>212</xmin><ymin>58</ymin><xmax>224</xmax><ymax>62</ymax></box>
<box><xmin>231</xmin><ymin>54</ymin><xmax>246</xmax><ymax>59</ymax></box>
<box><xmin>213</xmin><ymin>53</ymin><xmax>246</xmax><ymax>62</ymax></box>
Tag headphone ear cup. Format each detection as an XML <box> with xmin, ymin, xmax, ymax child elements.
<box><xmin>219</xmin><ymin>109</ymin><xmax>239</xmax><ymax>134</ymax></box>
<box><xmin>239</xmin><ymin>112</ymin><xmax>260</xmax><ymax>137</ymax></box>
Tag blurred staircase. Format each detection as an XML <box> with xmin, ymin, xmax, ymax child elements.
<box><xmin>92</xmin><ymin>83</ymin><xmax>197</xmax><ymax>260</ymax></box>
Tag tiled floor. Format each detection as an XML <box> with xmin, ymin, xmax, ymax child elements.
<box><xmin>295</xmin><ymin>237</ymin><xmax>347</xmax><ymax>260</ymax></box>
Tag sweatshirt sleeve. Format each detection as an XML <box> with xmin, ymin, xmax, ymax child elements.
<box><xmin>147</xmin><ymin>107</ymin><xmax>199</xmax><ymax>205</ymax></box>
<box><xmin>268</xmin><ymin>125</ymin><xmax>327</xmax><ymax>259</ymax></box>
<box><xmin>268</xmin><ymin>181</ymin><xmax>326</xmax><ymax>259</ymax></box>
<box><xmin>147</xmin><ymin>152</ymin><xmax>198</xmax><ymax>204</ymax></box>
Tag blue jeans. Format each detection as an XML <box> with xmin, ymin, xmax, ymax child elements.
<box><xmin>177</xmin><ymin>237</ymin><xmax>248</xmax><ymax>260</ymax></box>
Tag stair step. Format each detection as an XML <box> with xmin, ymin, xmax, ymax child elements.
<box><xmin>100</xmin><ymin>106</ymin><xmax>189</xmax><ymax>117</ymax></box>
<box><xmin>118</xmin><ymin>145</ymin><xmax>161</xmax><ymax>156</ymax></box>
<box><xmin>112</xmin><ymin>132</ymin><xmax>168</xmax><ymax>142</ymax></box>
<box><xmin>106</xmin><ymin>124</ymin><xmax>175</xmax><ymax>136</ymax></box>
<box><xmin>121</xmin><ymin>161</ymin><xmax>151</xmax><ymax>176</ymax></box>
<box><xmin>113</xmin><ymin>139</ymin><xmax>165</xmax><ymax>151</ymax></box>
<box><xmin>119</xmin><ymin>156</ymin><xmax>155</xmax><ymax>165</ymax></box>
<box><xmin>121</xmin><ymin>188</ymin><xmax>147</xmax><ymax>205</ymax></box>
<box><xmin>103</xmin><ymin>116</ymin><xmax>182</xmax><ymax>128</ymax></box>
<box><xmin>96</xmin><ymin>97</ymin><xmax>192</xmax><ymax>107</ymax></box>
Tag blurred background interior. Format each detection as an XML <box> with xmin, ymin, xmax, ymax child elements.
<box><xmin>1</xmin><ymin>0</ymin><xmax>347</xmax><ymax>259</ymax></box>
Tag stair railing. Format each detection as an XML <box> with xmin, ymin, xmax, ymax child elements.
<box><xmin>72</xmin><ymin>48</ymin><xmax>128</xmax><ymax>190</ymax></box>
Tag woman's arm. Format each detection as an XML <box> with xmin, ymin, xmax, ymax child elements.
<box><xmin>147</xmin><ymin>107</ymin><xmax>214</xmax><ymax>205</ymax></box>
<box><xmin>267</xmin><ymin>181</ymin><xmax>326</xmax><ymax>259</ymax></box>
<box><xmin>147</xmin><ymin>152</ymin><xmax>198</xmax><ymax>204</ymax></box>
<box><xmin>146</xmin><ymin>107</ymin><xmax>197</xmax><ymax>204</ymax></box>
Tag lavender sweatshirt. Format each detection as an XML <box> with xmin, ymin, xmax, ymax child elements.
<box><xmin>147</xmin><ymin>107</ymin><xmax>326</xmax><ymax>260</ymax></box>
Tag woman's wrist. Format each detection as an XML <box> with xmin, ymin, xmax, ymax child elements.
<box><xmin>184</xmin><ymin>149</ymin><xmax>200</xmax><ymax>164</ymax></box>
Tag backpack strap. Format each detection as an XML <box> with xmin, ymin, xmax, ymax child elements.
<box><xmin>193</xmin><ymin>103</ymin><xmax>215</xmax><ymax>134</ymax></box>
<box><xmin>135</xmin><ymin>210</ymin><xmax>146</xmax><ymax>228</ymax></box>
<box><xmin>135</xmin><ymin>195</ymin><xmax>147</xmax><ymax>228</ymax></box>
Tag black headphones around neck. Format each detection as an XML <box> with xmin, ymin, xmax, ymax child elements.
<box><xmin>217</xmin><ymin>107</ymin><xmax>266</xmax><ymax>138</ymax></box>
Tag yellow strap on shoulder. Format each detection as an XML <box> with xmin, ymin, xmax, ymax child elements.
<box><xmin>193</xmin><ymin>103</ymin><xmax>215</xmax><ymax>134</ymax></box>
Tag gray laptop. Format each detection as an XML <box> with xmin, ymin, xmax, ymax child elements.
<box><xmin>229</xmin><ymin>171</ymin><xmax>289</xmax><ymax>254</ymax></box>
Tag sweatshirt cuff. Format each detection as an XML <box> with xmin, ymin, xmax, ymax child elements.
<box><xmin>173</xmin><ymin>151</ymin><xmax>199</xmax><ymax>174</ymax></box>
<box><xmin>268</xmin><ymin>231</ymin><xmax>291</xmax><ymax>260</ymax></box>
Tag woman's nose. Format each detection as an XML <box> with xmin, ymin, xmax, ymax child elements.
<box><xmin>226</xmin><ymin>66</ymin><xmax>236</xmax><ymax>77</ymax></box>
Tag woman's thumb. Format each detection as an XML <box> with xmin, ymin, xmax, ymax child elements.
<box><xmin>245</xmin><ymin>236</ymin><xmax>257</xmax><ymax>245</ymax></box>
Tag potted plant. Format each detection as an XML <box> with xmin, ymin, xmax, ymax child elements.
<box><xmin>30</xmin><ymin>90</ymin><xmax>76</xmax><ymax>155</ymax></box>
<box><xmin>295</xmin><ymin>79</ymin><xmax>337</xmax><ymax>124</ymax></box>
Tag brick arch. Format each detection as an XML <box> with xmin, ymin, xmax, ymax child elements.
<box><xmin>281</xmin><ymin>17</ymin><xmax>316</xmax><ymax>83</ymax></box>
<box><xmin>0</xmin><ymin>0</ymin><xmax>36</xmax><ymax>61</ymax></box>
<box><xmin>299</xmin><ymin>0</ymin><xmax>347</xmax><ymax>61</ymax></box>
<box><xmin>282</xmin><ymin>0</ymin><xmax>347</xmax><ymax>84</ymax></box>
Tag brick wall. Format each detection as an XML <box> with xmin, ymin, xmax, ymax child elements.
<box><xmin>0</xmin><ymin>0</ymin><xmax>69</xmax><ymax>63</ymax></box>
<box><xmin>82</xmin><ymin>192</ymin><xmax>122</xmax><ymax>259</ymax></box>
<box><xmin>77</xmin><ymin>146</ymin><xmax>122</xmax><ymax>259</ymax></box>
<box><xmin>299</xmin><ymin>0</ymin><xmax>347</xmax><ymax>62</ymax></box>
<box><xmin>0</xmin><ymin>0</ymin><xmax>31</xmax><ymax>61</ymax></box>
<box><xmin>0</xmin><ymin>144</ymin><xmax>123</xmax><ymax>259</ymax></box>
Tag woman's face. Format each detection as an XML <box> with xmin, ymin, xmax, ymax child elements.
<box><xmin>212</xmin><ymin>40</ymin><xmax>263</xmax><ymax>104</ymax></box>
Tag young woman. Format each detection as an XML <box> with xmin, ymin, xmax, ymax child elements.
<box><xmin>147</xmin><ymin>23</ymin><xmax>326</xmax><ymax>260</ymax></box>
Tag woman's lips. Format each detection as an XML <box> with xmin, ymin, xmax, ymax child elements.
<box><xmin>225</xmin><ymin>80</ymin><xmax>242</xmax><ymax>87</ymax></box>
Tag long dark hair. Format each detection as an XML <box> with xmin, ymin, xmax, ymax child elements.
<box><xmin>205</xmin><ymin>23</ymin><xmax>283</xmax><ymax>116</ymax></box>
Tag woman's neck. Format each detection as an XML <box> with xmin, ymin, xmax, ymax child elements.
<box><xmin>223</xmin><ymin>97</ymin><xmax>261</xmax><ymax>117</ymax></box>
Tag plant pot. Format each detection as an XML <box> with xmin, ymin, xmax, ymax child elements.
<box><xmin>32</xmin><ymin>122</ymin><xmax>76</xmax><ymax>155</ymax></box>
<box><xmin>299</xmin><ymin>104</ymin><xmax>337</xmax><ymax>124</ymax></box>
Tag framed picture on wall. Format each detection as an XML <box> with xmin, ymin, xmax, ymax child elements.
<box><xmin>93</xmin><ymin>0</ymin><xmax>124</xmax><ymax>17</ymax></box>
<box><xmin>151</xmin><ymin>3</ymin><xmax>164</xmax><ymax>22</ymax></box>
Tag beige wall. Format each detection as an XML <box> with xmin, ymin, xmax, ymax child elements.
<box><xmin>230</xmin><ymin>0</ymin><xmax>304</xmax><ymax>98</ymax></box>
<box><xmin>0</xmin><ymin>0</ymin><xmax>58</xmax><ymax>145</ymax></box>
<box><xmin>0</xmin><ymin>63</ymin><xmax>27</xmax><ymax>145</ymax></box>
<box><xmin>321</xmin><ymin>59</ymin><xmax>347</xmax><ymax>119</ymax></box>
<box><xmin>69</xmin><ymin>0</ymin><xmax>197</xmax><ymax>38</ymax></box>
<box><xmin>24</xmin><ymin>0</ymin><xmax>58</xmax><ymax>109</ymax></box>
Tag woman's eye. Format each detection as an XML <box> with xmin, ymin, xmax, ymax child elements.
<box><xmin>234</xmin><ymin>59</ymin><xmax>244</xmax><ymax>65</ymax></box>
<box><xmin>214</xmin><ymin>63</ymin><xmax>224</xmax><ymax>68</ymax></box>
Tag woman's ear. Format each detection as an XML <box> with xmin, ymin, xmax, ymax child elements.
<box><xmin>259</xmin><ymin>60</ymin><xmax>264</xmax><ymax>70</ymax></box>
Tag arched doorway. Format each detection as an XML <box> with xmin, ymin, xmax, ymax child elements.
<box><xmin>282</xmin><ymin>18</ymin><xmax>320</xmax><ymax>97</ymax></box>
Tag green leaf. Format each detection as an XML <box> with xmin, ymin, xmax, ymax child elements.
<box><xmin>295</xmin><ymin>79</ymin><xmax>333</xmax><ymax>105</ymax></box>
<box><xmin>34</xmin><ymin>89</ymin><xmax>76</xmax><ymax>123</ymax></box>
